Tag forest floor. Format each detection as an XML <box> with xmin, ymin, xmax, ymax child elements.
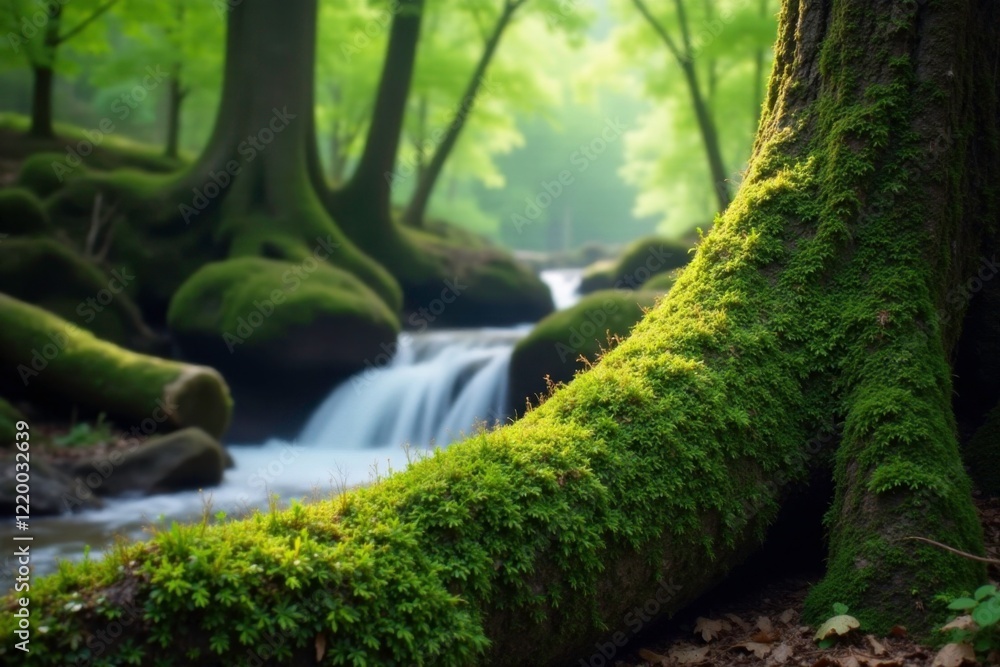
<box><xmin>617</xmin><ymin>495</ymin><xmax>1000</xmax><ymax>667</ymax></box>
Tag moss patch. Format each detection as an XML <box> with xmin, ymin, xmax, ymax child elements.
<box><xmin>0</xmin><ymin>187</ymin><xmax>51</xmax><ymax>235</ymax></box>
<box><xmin>508</xmin><ymin>290</ymin><xmax>660</xmax><ymax>411</ymax></box>
<box><xmin>168</xmin><ymin>257</ymin><xmax>400</xmax><ymax>378</ymax></box>
<box><xmin>0</xmin><ymin>237</ymin><xmax>155</xmax><ymax>350</ymax></box>
<box><xmin>579</xmin><ymin>236</ymin><xmax>692</xmax><ymax>294</ymax></box>
<box><xmin>0</xmin><ymin>294</ymin><xmax>231</xmax><ymax>438</ymax></box>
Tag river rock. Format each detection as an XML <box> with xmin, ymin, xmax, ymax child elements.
<box><xmin>0</xmin><ymin>456</ymin><xmax>101</xmax><ymax>516</ymax></box>
<box><xmin>70</xmin><ymin>427</ymin><xmax>227</xmax><ymax>496</ymax></box>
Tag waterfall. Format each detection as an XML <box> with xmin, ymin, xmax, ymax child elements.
<box><xmin>298</xmin><ymin>328</ymin><xmax>525</xmax><ymax>448</ymax></box>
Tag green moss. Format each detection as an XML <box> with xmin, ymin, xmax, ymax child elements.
<box><xmin>643</xmin><ymin>268</ymin><xmax>683</xmax><ymax>293</ymax></box>
<box><xmin>15</xmin><ymin>152</ymin><xmax>84</xmax><ymax>198</ymax></box>
<box><xmin>168</xmin><ymin>257</ymin><xmax>400</xmax><ymax>378</ymax></box>
<box><xmin>2</xmin><ymin>2</ymin><xmax>991</xmax><ymax>660</ymax></box>
<box><xmin>579</xmin><ymin>236</ymin><xmax>692</xmax><ymax>294</ymax></box>
<box><xmin>169</xmin><ymin>257</ymin><xmax>399</xmax><ymax>344</ymax></box>
<box><xmin>0</xmin><ymin>293</ymin><xmax>232</xmax><ymax>439</ymax></box>
<box><xmin>0</xmin><ymin>187</ymin><xmax>50</xmax><ymax>235</ymax></box>
<box><xmin>964</xmin><ymin>403</ymin><xmax>1000</xmax><ymax>496</ymax></box>
<box><xmin>509</xmin><ymin>290</ymin><xmax>660</xmax><ymax>410</ymax></box>
<box><xmin>0</xmin><ymin>237</ymin><xmax>154</xmax><ymax>349</ymax></box>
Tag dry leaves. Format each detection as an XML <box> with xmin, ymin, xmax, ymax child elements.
<box><xmin>733</xmin><ymin>641</ymin><xmax>772</xmax><ymax>659</ymax></box>
<box><xmin>669</xmin><ymin>645</ymin><xmax>710</xmax><ymax>664</ymax></box>
<box><xmin>769</xmin><ymin>642</ymin><xmax>794</xmax><ymax>665</ymax></box>
<box><xmin>930</xmin><ymin>643</ymin><xmax>976</xmax><ymax>667</ymax></box>
<box><xmin>693</xmin><ymin>617</ymin><xmax>728</xmax><ymax>642</ymax></box>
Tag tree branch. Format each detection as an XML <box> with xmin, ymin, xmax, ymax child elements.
<box><xmin>56</xmin><ymin>0</ymin><xmax>119</xmax><ymax>46</ymax></box>
<box><xmin>631</xmin><ymin>0</ymin><xmax>686</xmax><ymax>66</ymax></box>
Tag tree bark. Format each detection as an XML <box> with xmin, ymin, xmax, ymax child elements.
<box><xmin>29</xmin><ymin>65</ymin><xmax>55</xmax><ymax>139</ymax></box>
<box><xmin>329</xmin><ymin>0</ymin><xmax>424</xmax><ymax>250</ymax></box>
<box><xmin>10</xmin><ymin>1</ymin><xmax>999</xmax><ymax>664</ymax></box>
<box><xmin>164</xmin><ymin>65</ymin><xmax>185</xmax><ymax>159</ymax></box>
<box><xmin>48</xmin><ymin>0</ymin><xmax>402</xmax><ymax>314</ymax></box>
<box><xmin>401</xmin><ymin>0</ymin><xmax>519</xmax><ymax>228</ymax></box>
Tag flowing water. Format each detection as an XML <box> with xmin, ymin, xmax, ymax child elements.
<box><xmin>18</xmin><ymin>269</ymin><xmax>583</xmax><ymax>575</ymax></box>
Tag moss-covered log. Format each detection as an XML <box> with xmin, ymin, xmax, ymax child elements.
<box><xmin>0</xmin><ymin>294</ymin><xmax>232</xmax><ymax>439</ymax></box>
<box><xmin>2</xmin><ymin>0</ymin><xmax>999</xmax><ymax>665</ymax></box>
<box><xmin>579</xmin><ymin>236</ymin><xmax>691</xmax><ymax>294</ymax></box>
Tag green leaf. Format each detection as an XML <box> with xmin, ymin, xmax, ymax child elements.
<box><xmin>974</xmin><ymin>585</ymin><xmax>997</xmax><ymax>601</ymax></box>
<box><xmin>948</xmin><ymin>597</ymin><xmax>979</xmax><ymax>611</ymax></box>
<box><xmin>972</xmin><ymin>603</ymin><xmax>999</xmax><ymax>627</ymax></box>
<box><xmin>833</xmin><ymin>603</ymin><xmax>849</xmax><ymax>615</ymax></box>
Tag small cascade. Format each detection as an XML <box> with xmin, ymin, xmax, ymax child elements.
<box><xmin>297</xmin><ymin>328</ymin><xmax>525</xmax><ymax>448</ymax></box>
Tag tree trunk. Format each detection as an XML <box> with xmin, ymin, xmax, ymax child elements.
<box><xmin>164</xmin><ymin>66</ymin><xmax>184</xmax><ymax>159</ymax></box>
<box><xmin>29</xmin><ymin>65</ymin><xmax>55</xmax><ymax>139</ymax></box>
<box><xmin>401</xmin><ymin>2</ymin><xmax>516</xmax><ymax>228</ymax></box>
<box><xmin>49</xmin><ymin>0</ymin><xmax>401</xmax><ymax>314</ymax></box>
<box><xmin>10</xmin><ymin>1</ymin><xmax>999</xmax><ymax>664</ymax></box>
<box><xmin>28</xmin><ymin>6</ymin><xmax>60</xmax><ymax>139</ymax></box>
<box><xmin>329</xmin><ymin>0</ymin><xmax>424</xmax><ymax>251</ymax></box>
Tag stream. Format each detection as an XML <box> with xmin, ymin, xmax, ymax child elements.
<box><xmin>21</xmin><ymin>268</ymin><xmax>584</xmax><ymax>575</ymax></box>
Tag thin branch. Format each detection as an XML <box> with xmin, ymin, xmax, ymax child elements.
<box><xmin>56</xmin><ymin>0</ymin><xmax>120</xmax><ymax>45</ymax></box>
<box><xmin>631</xmin><ymin>0</ymin><xmax>686</xmax><ymax>66</ymax></box>
<box><xmin>904</xmin><ymin>536</ymin><xmax>1000</xmax><ymax>565</ymax></box>
<box><xmin>672</xmin><ymin>0</ymin><xmax>694</xmax><ymax>57</ymax></box>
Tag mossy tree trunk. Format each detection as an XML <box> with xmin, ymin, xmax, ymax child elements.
<box><xmin>49</xmin><ymin>0</ymin><xmax>401</xmax><ymax>314</ymax></box>
<box><xmin>10</xmin><ymin>1</ymin><xmax>1000</xmax><ymax>665</ymax></box>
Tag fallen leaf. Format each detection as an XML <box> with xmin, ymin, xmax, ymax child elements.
<box><xmin>866</xmin><ymin>635</ymin><xmax>887</xmax><ymax>656</ymax></box>
<box><xmin>734</xmin><ymin>641</ymin><xmax>772</xmax><ymax>659</ymax></box>
<box><xmin>888</xmin><ymin>625</ymin><xmax>907</xmax><ymax>638</ymax></box>
<box><xmin>843</xmin><ymin>656</ymin><xmax>861</xmax><ymax>667</ymax></box>
<box><xmin>752</xmin><ymin>629</ymin><xmax>780</xmax><ymax>644</ymax></box>
<box><xmin>757</xmin><ymin>616</ymin><xmax>775</xmax><ymax>634</ymax></box>
<box><xmin>315</xmin><ymin>633</ymin><xmax>326</xmax><ymax>663</ymax></box>
<box><xmin>862</xmin><ymin>659</ymin><xmax>902</xmax><ymax>667</ymax></box>
<box><xmin>779</xmin><ymin>609</ymin><xmax>797</xmax><ymax>625</ymax></box>
<box><xmin>769</xmin><ymin>643</ymin><xmax>793</xmax><ymax>665</ymax></box>
<box><xmin>668</xmin><ymin>645</ymin><xmax>710</xmax><ymax>664</ymax></box>
<box><xmin>815</xmin><ymin>615</ymin><xmax>861</xmax><ymax>641</ymax></box>
<box><xmin>940</xmin><ymin>615</ymin><xmax>976</xmax><ymax>633</ymax></box>
<box><xmin>694</xmin><ymin>617</ymin><xmax>726</xmax><ymax>642</ymax></box>
<box><xmin>931</xmin><ymin>643</ymin><xmax>976</xmax><ymax>667</ymax></box>
<box><xmin>637</xmin><ymin>648</ymin><xmax>670</xmax><ymax>666</ymax></box>
<box><xmin>726</xmin><ymin>613</ymin><xmax>751</xmax><ymax>632</ymax></box>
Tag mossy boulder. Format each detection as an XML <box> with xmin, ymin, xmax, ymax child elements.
<box><xmin>68</xmin><ymin>427</ymin><xmax>227</xmax><ymax>496</ymax></box>
<box><xmin>0</xmin><ymin>237</ymin><xmax>159</xmax><ymax>350</ymax></box>
<box><xmin>0</xmin><ymin>293</ymin><xmax>232</xmax><ymax>439</ymax></box>
<box><xmin>0</xmin><ymin>187</ymin><xmax>51</xmax><ymax>236</ymax></box>
<box><xmin>0</xmin><ymin>456</ymin><xmax>100</xmax><ymax>516</ymax></box>
<box><xmin>508</xmin><ymin>289</ymin><xmax>660</xmax><ymax>412</ymax></box>
<box><xmin>168</xmin><ymin>256</ymin><xmax>401</xmax><ymax>382</ymax></box>
<box><xmin>579</xmin><ymin>236</ymin><xmax>692</xmax><ymax>294</ymax></box>
<box><xmin>15</xmin><ymin>151</ymin><xmax>84</xmax><ymax>198</ymax></box>
<box><xmin>643</xmin><ymin>268</ymin><xmax>683</xmax><ymax>293</ymax></box>
<box><xmin>401</xmin><ymin>227</ymin><xmax>554</xmax><ymax>327</ymax></box>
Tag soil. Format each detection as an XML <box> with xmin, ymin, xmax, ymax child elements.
<box><xmin>611</xmin><ymin>496</ymin><xmax>1000</xmax><ymax>667</ymax></box>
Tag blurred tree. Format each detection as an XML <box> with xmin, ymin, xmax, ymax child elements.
<box><xmin>401</xmin><ymin>0</ymin><xmax>591</xmax><ymax>228</ymax></box>
<box><xmin>88</xmin><ymin>0</ymin><xmax>224</xmax><ymax>157</ymax></box>
<box><xmin>611</xmin><ymin>0</ymin><xmax>779</xmax><ymax>234</ymax></box>
<box><xmin>0</xmin><ymin>0</ymin><xmax>119</xmax><ymax>137</ymax></box>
